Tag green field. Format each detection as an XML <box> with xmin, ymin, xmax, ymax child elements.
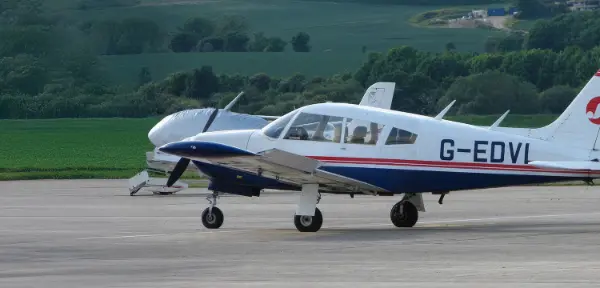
<box><xmin>0</xmin><ymin>118</ymin><xmax>157</xmax><ymax>180</ymax></box>
<box><xmin>50</xmin><ymin>0</ymin><xmax>507</xmax><ymax>85</ymax></box>
<box><xmin>1</xmin><ymin>114</ymin><xmax>559</xmax><ymax>180</ymax></box>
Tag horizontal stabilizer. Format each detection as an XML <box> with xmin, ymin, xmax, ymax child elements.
<box><xmin>529</xmin><ymin>160</ymin><xmax>600</xmax><ymax>171</ymax></box>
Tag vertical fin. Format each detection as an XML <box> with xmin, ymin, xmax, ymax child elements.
<box><xmin>539</xmin><ymin>69</ymin><xmax>600</xmax><ymax>151</ymax></box>
<box><xmin>358</xmin><ymin>82</ymin><xmax>396</xmax><ymax>110</ymax></box>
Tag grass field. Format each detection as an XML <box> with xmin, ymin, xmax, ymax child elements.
<box><xmin>1</xmin><ymin>114</ymin><xmax>559</xmax><ymax>180</ymax></box>
<box><xmin>0</xmin><ymin>118</ymin><xmax>157</xmax><ymax>180</ymax></box>
<box><xmin>49</xmin><ymin>0</ymin><xmax>507</xmax><ymax>85</ymax></box>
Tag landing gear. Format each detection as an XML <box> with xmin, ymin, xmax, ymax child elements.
<box><xmin>293</xmin><ymin>184</ymin><xmax>323</xmax><ymax>232</ymax></box>
<box><xmin>294</xmin><ymin>207</ymin><xmax>323</xmax><ymax>232</ymax></box>
<box><xmin>201</xmin><ymin>191</ymin><xmax>224</xmax><ymax>229</ymax></box>
<box><xmin>390</xmin><ymin>200</ymin><xmax>419</xmax><ymax>227</ymax></box>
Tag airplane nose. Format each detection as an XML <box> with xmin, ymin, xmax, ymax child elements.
<box><xmin>148</xmin><ymin>124</ymin><xmax>163</xmax><ymax>146</ymax></box>
<box><xmin>159</xmin><ymin>141</ymin><xmax>255</xmax><ymax>159</ymax></box>
<box><xmin>158</xmin><ymin>130</ymin><xmax>256</xmax><ymax>159</ymax></box>
<box><xmin>148</xmin><ymin>114</ymin><xmax>173</xmax><ymax>147</ymax></box>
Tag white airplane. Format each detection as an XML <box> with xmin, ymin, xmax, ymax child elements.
<box><xmin>155</xmin><ymin>69</ymin><xmax>600</xmax><ymax>232</ymax></box>
<box><xmin>128</xmin><ymin>82</ymin><xmax>397</xmax><ymax>195</ymax></box>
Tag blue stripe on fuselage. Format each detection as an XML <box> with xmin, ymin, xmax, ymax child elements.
<box><xmin>192</xmin><ymin>161</ymin><xmax>581</xmax><ymax>194</ymax></box>
<box><xmin>319</xmin><ymin>166</ymin><xmax>578</xmax><ymax>193</ymax></box>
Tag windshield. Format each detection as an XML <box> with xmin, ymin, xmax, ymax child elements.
<box><xmin>261</xmin><ymin>109</ymin><xmax>299</xmax><ymax>139</ymax></box>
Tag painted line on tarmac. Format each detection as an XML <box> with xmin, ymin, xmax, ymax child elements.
<box><xmin>330</xmin><ymin>211</ymin><xmax>600</xmax><ymax>229</ymax></box>
<box><xmin>74</xmin><ymin>211</ymin><xmax>600</xmax><ymax>239</ymax></box>
<box><xmin>75</xmin><ymin>229</ymin><xmax>244</xmax><ymax>240</ymax></box>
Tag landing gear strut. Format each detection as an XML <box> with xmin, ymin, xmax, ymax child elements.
<box><xmin>201</xmin><ymin>191</ymin><xmax>224</xmax><ymax>229</ymax></box>
<box><xmin>293</xmin><ymin>184</ymin><xmax>323</xmax><ymax>232</ymax></box>
<box><xmin>390</xmin><ymin>199</ymin><xmax>419</xmax><ymax>227</ymax></box>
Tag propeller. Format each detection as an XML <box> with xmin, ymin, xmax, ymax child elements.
<box><xmin>166</xmin><ymin>107</ymin><xmax>220</xmax><ymax>187</ymax></box>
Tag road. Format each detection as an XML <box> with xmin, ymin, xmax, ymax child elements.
<box><xmin>1</xmin><ymin>180</ymin><xmax>600</xmax><ymax>287</ymax></box>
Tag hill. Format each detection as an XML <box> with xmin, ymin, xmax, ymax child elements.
<box><xmin>45</xmin><ymin>0</ymin><xmax>506</xmax><ymax>85</ymax></box>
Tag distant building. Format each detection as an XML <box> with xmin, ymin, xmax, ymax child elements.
<box><xmin>567</xmin><ymin>0</ymin><xmax>599</xmax><ymax>11</ymax></box>
<box><xmin>471</xmin><ymin>9</ymin><xmax>486</xmax><ymax>17</ymax></box>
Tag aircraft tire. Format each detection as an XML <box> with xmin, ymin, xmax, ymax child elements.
<box><xmin>390</xmin><ymin>201</ymin><xmax>418</xmax><ymax>227</ymax></box>
<box><xmin>294</xmin><ymin>207</ymin><xmax>323</xmax><ymax>232</ymax></box>
<box><xmin>202</xmin><ymin>207</ymin><xmax>224</xmax><ymax>229</ymax></box>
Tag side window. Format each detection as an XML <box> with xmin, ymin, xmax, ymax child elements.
<box><xmin>386</xmin><ymin>127</ymin><xmax>418</xmax><ymax>145</ymax></box>
<box><xmin>262</xmin><ymin>110</ymin><xmax>298</xmax><ymax>139</ymax></box>
<box><xmin>284</xmin><ymin>112</ymin><xmax>343</xmax><ymax>143</ymax></box>
<box><xmin>343</xmin><ymin>118</ymin><xmax>385</xmax><ymax>145</ymax></box>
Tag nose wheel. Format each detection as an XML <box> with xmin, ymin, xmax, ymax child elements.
<box><xmin>202</xmin><ymin>206</ymin><xmax>224</xmax><ymax>229</ymax></box>
<box><xmin>201</xmin><ymin>191</ymin><xmax>224</xmax><ymax>229</ymax></box>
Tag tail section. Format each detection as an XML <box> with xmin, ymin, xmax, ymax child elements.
<box><xmin>358</xmin><ymin>82</ymin><xmax>395</xmax><ymax>110</ymax></box>
<box><xmin>539</xmin><ymin>70</ymin><xmax>600</xmax><ymax>150</ymax></box>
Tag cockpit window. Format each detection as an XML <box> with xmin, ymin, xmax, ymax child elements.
<box><xmin>283</xmin><ymin>112</ymin><xmax>343</xmax><ymax>143</ymax></box>
<box><xmin>386</xmin><ymin>127</ymin><xmax>417</xmax><ymax>145</ymax></box>
<box><xmin>343</xmin><ymin>118</ymin><xmax>385</xmax><ymax>145</ymax></box>
<box><xmin>262</xmin><ymin>110</ymin><xmax>299</xmax><ymax>139</ymax></box>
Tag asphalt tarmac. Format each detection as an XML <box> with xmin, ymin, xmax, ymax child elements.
<box><xmin>2</xmin><ymin>180</ymin><xmax>600</xmax><ymax>287</ymax></box>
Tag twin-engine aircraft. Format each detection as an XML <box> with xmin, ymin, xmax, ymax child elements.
<box><xmin>157</xmin><ymin>69</ymin><xmax>600</xmax><ymax>232</ymax></box>
<box><xmin>128</xmin><ymin>82</ymin><xmax>396</xmax><ymax>195</ymax></box>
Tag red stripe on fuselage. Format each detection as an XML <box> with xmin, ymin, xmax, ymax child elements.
<box><xmin>309</xmin><ymin>156</ymin><xmax>596</xmax><ymax>175</ymax></box>
<box><xmin>595</xmin><ymin>70</ymin><xmax>600</xmax><ymax>77</ymax></box>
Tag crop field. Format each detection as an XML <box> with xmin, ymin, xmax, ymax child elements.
<box><xmin>0</xmin><ymin>118</ymin><xmax>157</xmax><ymax>180</ymax></box>
<box><xmin>51</xmin><ymin>0</ymin><xmax>506</xmax><ymax>84</ymax></box>
<box><xmin>1</xmin><ymin>114</ymin><xmax>558</xmax><ymax>180</ymax></box>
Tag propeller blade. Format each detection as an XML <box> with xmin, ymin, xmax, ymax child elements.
<box><xmin>202</xmin><ymin>108</ymin><xmax>219</xmax><ymax>133</ymax></box>
<box><xmin>166</xmin><ymin>107</ymin><xmax>218</xmax><ymax>187</ymax></box>
<box><xmin>166</xmin><ymin>158</ymin><xmax>190</xmax><ymax>187</ymax></box>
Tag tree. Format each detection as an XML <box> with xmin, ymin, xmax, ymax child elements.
<box><xmin>199</xmin><ymin>37</ymin><xmax>224</xmax><ymax>51</ymax></box>
<box><xmin>215</xmin><ymin>15</ymin><xmax>249</xmax><ymax>36</ymax></box>
<box><xmin>291</xmin><ymin>32</ymin><xmax>311</xmax><ymax>52</ymax></box>
<box><xmin>539</xmin><ymin>85</ymin><xmax>577</xmax><ymax>113</ymax></box>
<box><xmin>169</xmin><ymin>32</ymin><xmax>199</xmax><ymax>52</ymax></box>
<box><xmin>438</xmin><ymin>71</ymin><xmax>539</xmax><ymax>115</ymax></box>
<box><xmin>445</xmin><ymin>42</ymin><xmax>456</xmax><ymax>51</ymax></box>
<box><xmin>264</xmin><ymin>37</ymin><xmax>286</xmax><ymax>52</ymax></box>
<box><xmin>0</xmin><ymin>54</ymin><xmax>47</xmax><ymax>95</ymax></box>
<box><xmin>83</xmin><ymin>18</ymin><xmax>163</xmax><ymax>55</ymax></box>
<box><xmin>223</xmin><ymin>32</ymin><xmax>249</xmax><ymax>52</ymax></box>
<box><xmin>183</xmin><ymin>66</ymin><xmax>218</xmax><ymax>99</ymax></box>
<box><xmin>137</xmin><ymin>67</ymin><xmax>152</xmax><ymax>88</ymax></box>
<box><xmin>248</xmin><ymin>32</ymin><xmax>287</xmax><ymax>52</ymax></box>
<box><xmin>180</xmin><ymin>17</ymin><xmax>215</xmax><ymax>39</ymax></box>
<box><xmin>249</xmin><ymin>73</ymin><xmax>271</xmax><ymax>92</ymax></box>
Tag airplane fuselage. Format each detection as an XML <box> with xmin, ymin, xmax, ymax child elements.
<box><xmin>180</xmin><ymin>103</ymin><xmax>596</xmax><ymax>195</ymax></box>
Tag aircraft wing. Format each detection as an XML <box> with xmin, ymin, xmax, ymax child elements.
<box><xmin>529</xmin><ymin>160</ymin><xmax>600</xmax><ymax>171</ymax></box>
<box><xmin>255</xmin><ymin>115</ymin><xmax>280</xmax><ymax>120</ymax></box>
<box><xmin>159</xmin><ymin>142</ymin><xmax>389</xmax><ymax>195</ymax></box>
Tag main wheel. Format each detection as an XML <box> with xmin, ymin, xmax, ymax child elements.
<box><xmin>294</xmin><ymin>207</ymin><xmax>323</xmax><ymax>232</ymax></box>
<box><xmin>390</xmin><ymin>201</ymin><xmax>418</xmax><ymax>227</ymax></box>
<box><xmin>202</xmin><ymin>207</ymin><xmax>224</xmax><ymax>229</ymax></box>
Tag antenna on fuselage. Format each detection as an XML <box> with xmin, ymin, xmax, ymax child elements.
<box><xmin>434</xmin><ymin>100</ymin><xmax>456</xmax><ymax>120</ymax></box>
<box><xmin>489</xmin><ymin>110</ymin><xmax>510</xmax><ymax>130</ymax></box>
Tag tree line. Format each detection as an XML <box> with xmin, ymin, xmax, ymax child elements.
<box><xmin>78</xmin><ymin>15</ymin><xmax>311</xmax><ymax>55</ymax></box>
<box><xmin>2</xmin><ymin>0</ymin><xmax>600</xmax><ymax>119</ymax></box>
